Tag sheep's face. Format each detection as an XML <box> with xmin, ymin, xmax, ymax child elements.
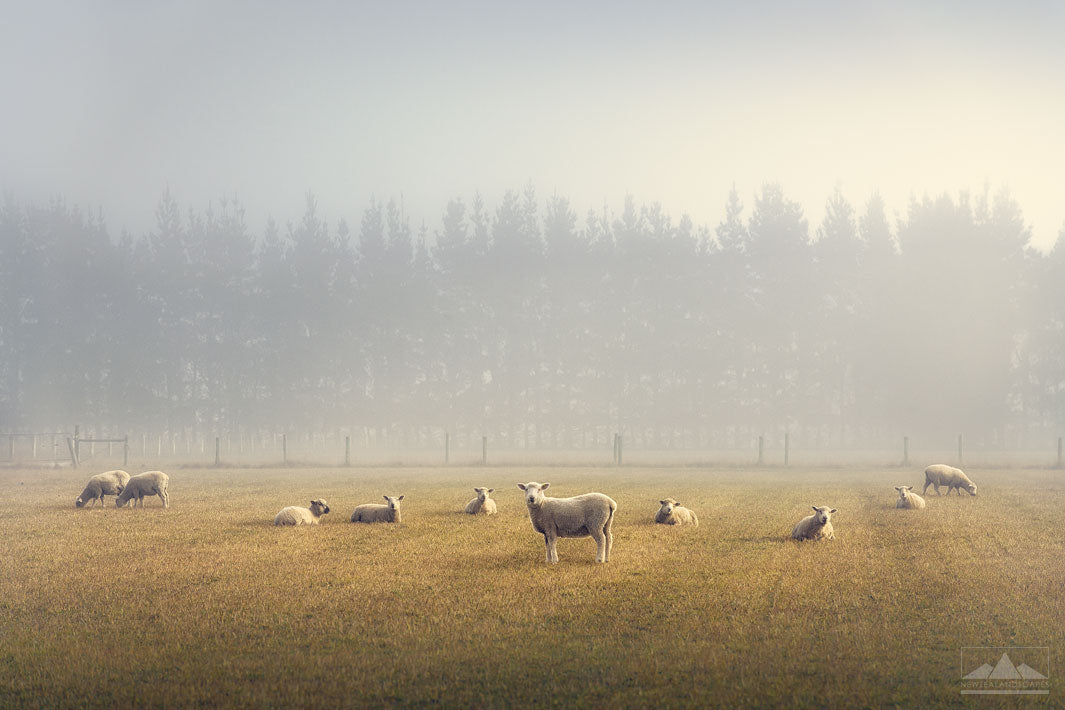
<box><xmin>75</xmin><ymin>497</ymin><xmax>85</xmax><ymax>508</ymax></box>
<box><xmin>894</xmin><ymin>486</ymin><xmax>908</xmax><ymax>500</ymax></box>
<box><xmin>474</xmin><ymin>487</ymin><xmax>492</xmax><ymax>502</ymax></box>
<box><xmin>658</xmin><ymin>498</ymin><xmax>678</xmax><ymax>515</ymax></box>
<box><xmin>811</xmin><ymin>506</ymin><xmax>836</xmax><ymax>525</ymax></box>
<box><xmin>517</xmin><ymin>482</ymin><xmax>549</xmax><ymax>507</ymax></box>
<box><xmin>311</xmin><ymin>499</ymin><xmax>330</xmax><ymax>515</ymax></box>
<box><xmin>965</xmin><ymin>482</ymin><xmax>977</xmax><ymax>495</ymax></box>
<box><xmin>384</xmin><ymin>495</ymin><xmax>403</xmax><ymax>511</ymax></box>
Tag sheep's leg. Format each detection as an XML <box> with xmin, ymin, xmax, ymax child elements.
<box><xmin>590</xmin><ymin>527</ymin><xmax>606</xmax><ymax>563</ymax></box>
<box><xmin>604</xmin><ymin>518</ymin><xmax>613</xmax><ymax>561</ymax></box>
<box><xmin>922</xmin><ymin>481</ymin><xmax>932</xmax><ymax>496</ymax></box>
<box><xmin>158</xmin><ymin>488</ymin><xmax>168</xmax><ymax>508</ymax></box>
<box><xmin>543</xmin><ymin>533</ymin><xmax>559</xmax><ymax>563</ymax></box>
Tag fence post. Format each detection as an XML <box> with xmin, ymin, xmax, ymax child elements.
<box><xmin>613</xmin><ymin>433</ymin><xmax>618</xmax><ymax>465</ymax></box>
<box><xmin>758</xmin><ymin>435</ymin><xmax>765</xmax><ymax>465</ymax></box>
<box><xmin>74</xmin><ymin>425</ymin><xmax>81</xmax><ymax>462</ymax></box>
<box><xmin>215</xmin><ymin>437</ymin><xmax>221</xmax><ymax>466</ymax></box>
<box><xmin>283</xmin><ymin>434</ymin><xmax>288</xmax><ymax>465</ymax></box>
<box><xmin>32</xmin><ymin>436</ymin><xmax>38</xmax><ymax>460</ymax></box>
<box><xmin>903</xmin><ymin>436</ymin><xmax>910</xmax><ymax>466</ymax></box>
<box><xmin>958</xmin><ymin>434</ymin><xmax>963</xmax><ymax>464</ymax></box>
<box><xmin>617</xmin><ymin>435</ymin><xmax>623</xmax><ymax>466</ymax></box>
<box><xmin>482</xmin><ymin>436</ymin><xmax>487</xmax><ymax>465</ymax></box>
<box><xmin>66</xmin><ymin>437</ymin><xmax>78</xmax><ymax>468</ymax></box>
<box><xmin>444</xmin><ymin>432</ymin><xmax>450</xmax><ymax>464</ymax></box>
<box><xmin>1058</xmin><ymin>436</ymin><xmax>1063</xmax><ymax>469</ymax></box>
<box><xmin>6</xmin><ymin>436</ymin><xmax>12</xmax><ymax>461</ymax></box>
<box><xmin>345</xmin><ymin>436</ymin><xmax>351</xmax><ymax>466</ymax></box>
<box><xmin>784</xmin><ymin>432</ymin><xmax>790</xmax><ymax>467</ymax></box>
<box><xmin>123</xmin><ymin>435</ymin><xmax>129</xmax><ymax>467</ymax></box>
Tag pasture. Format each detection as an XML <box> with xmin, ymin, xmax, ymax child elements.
<box><xmin>0</xmin><ymin>463</ymin><xmax>1062</xmax><ymax>708</ymax></box>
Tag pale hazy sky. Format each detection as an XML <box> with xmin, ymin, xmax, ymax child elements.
<box><xmin>2</xmin><ymin>1</ymin><xmax>1064</xmax><ymax>250</ymax></box>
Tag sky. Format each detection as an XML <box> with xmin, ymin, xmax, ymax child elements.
<box><xmin>2</xmin><ymin>0</ymin><xmax>1064</xmax><ymax>250</ymax></box>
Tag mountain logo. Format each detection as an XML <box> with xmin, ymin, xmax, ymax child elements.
<box><xmin>960</xmin><ymin>647</ymin><xmax>1050</xmax><ymax>695</ymax></box>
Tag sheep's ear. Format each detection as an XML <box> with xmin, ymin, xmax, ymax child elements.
<box><xmin>383</xmin><ymin>495</ymin><xmax>389</xmax><ymax>501</ymax></box>
<box><xmin>812</xmin><ymin>506</ymin><xmax>818</xmax><ymax>512</ymax></box>
<box><xmin>660</xmin><ymin>500</ymin><xmax>667</xmax><ymax>505</ymax></box>
<box><xmin>517</xmin><ymin>483</ymin><xmax>526</xmax><ymax>491</ymax></box>
<box><xmin>487</xmin><ymin>488</ymin><xmax>493</xmax><ymax>493</ymax></box>
<box><xmin>398</xmin><ymin>495</ymin><xmax>404</xmax><ymax>501</ymax></box>
<box><xmin>541</xmin><ymin>483</ymin><xmax>550</xmax><ymax>490</ymax></box>
<box><xmin>829</xmin><ymin>508</ymin><xmax>837</xmax><ymax>514</ymax></box>
<box><xmin>905</xmin><ymin>486</ymin><xmax>913</xmax><ymax>490</ymax></box>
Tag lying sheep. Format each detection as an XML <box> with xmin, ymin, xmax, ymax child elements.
<box><xmin>115</xmin><ymin>471</ymin><xmax>169</xmax><ymax>508</ymax></box>
<box><xmin>75</xmin><ymin>470</ymin><xmax>131</xmax><ymax>508</ymax></box>
<box><xmin>791</xmin><ymin>506</ymin><xmax>836</xmax><ymax>541</ymax></box>
<box><xmin>274</xmin><ymin>499</ymin><xmax>330</xmax><ymax>526</ymax></box>
<box><xmin>350</xmin><ymin>495</ymin><xmax>403</xmax><ymax>523</ymax></box>
<box><xmin>517</xmin><ymin>482</ymin><xmax>617</xmax><ymax>563</ymax></box>
<box><xmin>923</xmin><ymin>464</ymin><xmax>977</xmax><ymax>496</ymax></box>
<box><xmin>465</xmin><ymin>487</ymin><xmax>497</xmax><ymax>515</ymax></box>
<box><xmin>654</xmin><ymin>498</ymin><xmax>699</xmax><ymax>526</ymax></box>
<box><xmin>894</xmin><ymin>485</ymin><xmax>926</xmax><ymax>510</ymax></box>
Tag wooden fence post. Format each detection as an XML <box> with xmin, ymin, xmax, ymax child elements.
<box><xmin>482</xmin><ymin>436</ymin><xmax>487</xmax><ymax>465</ymax></box>
<box><xmin>784</xmin><ymin>433</ymin><xmax>790</xmax><ymax>467</ymax></box>
<box><xmin>958</xmin><ymin>434</ymin><xmax>963</xmax><ymax>464</ymax></box>
<box><xmin>345</xmin><ymin>436</ymin><xmax>351</xmax><ymax>466</ymax></box>
<box><xmin>283</xmin><ymin>434</ymin><xmax>288</xmax><ymax>465</ymax></box>
<box><xmin>445</xmin><ymin>432</ymin><xmax>450</xmax><ymax>464</ymax></box>
<box><xmin>1058</xmin><ymin>436</ymin><xmax>1063</xmax><ymax>469</ymax></box>
<box><xmin>67</xmin><ymin>437</ymin><xmax>78</xmax><ymax>468</ymax></box>
<box><xmin>758</xmin><ymin>435</ymin><xmax>764</xmax><ymax>465</ymax></box>
<box><xmin>617</xmin><ymin>435</ymin><xmax>623</xmax><ymax>466</ymax></box>
<box><xmin>123</xmin><ymin>435</ymin><xmax>129</xmax><ymax>467</ymax></box>
<box><xmin>215</xmin><ymin>437</ymin><xmax>221</xmax><ymax>466</ymax></box>
<box><xmin>903</xmin><ymin>436</ymin><xmax>910</xmax><ymax>466</ymax></box>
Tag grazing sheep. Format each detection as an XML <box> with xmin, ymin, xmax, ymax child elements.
<box><xmin>517</xmin><ymin>482</ymin><xmax>617</xmax><ymax>563</ymax></box>
<box><xmin>115</xmin><ymin>471</ymin><xmax>170</xmax><ymax>508</ymax></box>
<box><xmin>75</xmin><ymin>470</ymin><xmax>131</xmax><ymax>508</ymax></box>
<box><xmin>350</xmin><ymin>495</ymin><xmax>403</xmax><ymax>523</ymax></box>
<box><xmin>654</xmin><ymin>498</ymin><xmax>699</xmax><ymax>526</ymax></box>
<box><xmin>791</xmin><ymin>506</ymin><xmax>836</xmax><ymax>541</ymax></box>
<box><xmin>923</xmin><ymin>464</ymin><xmax>977</xmax><ymax>496</ymax></box>
<box><xmin>465</xmin><ymin>487</ymin><xmax>497</xmax><ymax>515</ymax></box>
<box><xmin>274</xmin><ymin>499</ymin><xmax>330</xmax><ymax>526</ymax></box>
<box><xmin>894</xmin><ymin>485</ymin><xmax>926</xmax><ymax>510</ymax></box>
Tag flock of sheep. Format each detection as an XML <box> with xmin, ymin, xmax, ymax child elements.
<box><xmin>72</xmin><ymin>463</ymin><xmax>977</xmax><ymax>563</ymax></box>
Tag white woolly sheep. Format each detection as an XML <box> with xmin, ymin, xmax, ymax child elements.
<box><xmin>115</xmin><ymin>471</ymin><xmax>170</xmax><ymax>508</ymax></box>
<box><xmin>75</xmin><ymin>470</ymin><xmax>131</xmax><ymax>508</ymax></box>
<box><xmin>894</xmin><ymin>485</ymin><xmax>926</xmax><ymax>510</ymax></box>
<box><xmin>350</xmin><ymin>495</ymin><xmax>403</xmax><ymax>523</ymax></box>
<box><xmin>465</xmin><ymin>487</ymin><xmax>497</xmax><ymax>515</ymax></box>
<box><xmin>654</xmin><ymin>498</ymin><xmax>699</xmax><ymax>526</ymax></box>
<box><xmin>923</xmin><ymin>464</ymin><xmax>977</xmax><ymax>496</ymax></box>
<box><xmin>274</xmin><ymin>499</ymin><xmax>330</xmax><ymax>526</ymax></box>
<box><xmin>517</xmin><ymin>482</ymin><xmax>617</xmax><ymax>563</ymax></box>
<box><xmin>791</xmin><ymin>505</ymin><xmax>836</xmax><ymax>541</ymax></box>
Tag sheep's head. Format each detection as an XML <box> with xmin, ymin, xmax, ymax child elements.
<box><xmin>517</xmin><ymin>482</ymin><xmax>549</xmax><ymax>507</ymax></box>
<box><xmin>310</xmin><ymin>499</ymin><xmax>330</xmax><ymax>515</ymax></box>
<box><xmin>474</xmin><ymin>487</ymin><xmax>493</xmax><ymax>502</ymax></box>
<box><xmin>658</xmin><ymin>498</ymin><xmax>679</xmax><ymax>515</ymax></box>
<box><xmin>383</xmin><ymin>495</ymin><xmax>403</xmax><ymax>511</ymax></box>
<box><xmin>811</xmin><ymin>506</ymin><xmax>836</xmax><ymax>525</ymax></box>
<box><xmin>964</xmin><ymin>482</ymin><xmax>977</xmax><ymax>496</ymax></box>
<box><xmin>75</xmin><ymin>497</ymin><xmax>85</xmax><ymax>508</ymax></box>
<box><xmin>894</xmin><ymin>486</ymin><xmax>909</xmax><ymax>499</ymax></box>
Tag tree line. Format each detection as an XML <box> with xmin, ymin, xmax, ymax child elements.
<box><xmin>1</xmin><ymin>185</ymin><xmax>1062</xmax><ymax>451</ymax></box>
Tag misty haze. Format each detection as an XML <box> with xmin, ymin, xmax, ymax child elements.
<box><xmin>1</xmin><ymin>2</ymin><xmax>1063</xmax><ymax>709</ymax></box>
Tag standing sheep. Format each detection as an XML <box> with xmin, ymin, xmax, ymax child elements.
<box><xmin>115</xmin><ymin>471</ymin><xmax>170</xmax><ymax>508</ymax></box>
<box><xmin>465</xmin><ymin>487</ymin><xmax>497</xmax><ymax>515</ymax></box>
<box><xmin>654</xmin><ymin>498</ymin><xmax>699</xmax><ymax>526</ymax></box>
<box><xmin>517</xmin><ymin>482</ymin><xmax>617</xmax><ymax>563</ymax></box>
<box><xmin>274</xmin><ymin>499</ymin><xmax>330</xmax><ymax>526</ymax></box>
<box><xmin>923</xmin><ymin>464</ymin><xmax>977</xmax><ymax>496</ymax></box>
<box><xmin>791</xmin><ymin>506</ymin><xmax>836</xmax><ymax>541</ymax></box>
<box><xmin>894</xmin><ymin>485</ymin><xmax>926</xmax><ymax>510</ymax></box>
<box><xmin>350</xmin><ymin>495</ymin><xmax>403</xmax><ymax>523</ymax></box>
<box><xmin>75</xmin><ymin>470</ymin><xmax>131</xmax><ymax>508</ymax></box>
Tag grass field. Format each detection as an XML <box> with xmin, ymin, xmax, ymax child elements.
<box><xmin>0</xmin><ymin>463</ymin><xmax>1062</xmax><ymax>708</ymax></box>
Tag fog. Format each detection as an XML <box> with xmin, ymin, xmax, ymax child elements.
<box><xmin>2</xmin><ymin>2</ymin><xmax>1064</xmax><ymax>457</ymax></box>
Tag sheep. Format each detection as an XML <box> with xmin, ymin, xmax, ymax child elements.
<box><xmin>791</xmin><ymin>506</ymin><xmax>836</xmax><ymax>541</ymax></box>
<box><xmin>350</xmin><ymin>495</ymin><xmax>403</xmax><ymax>523</ymax></box>
<box><xmin>115</xmin><ymin>471</ymin><xmax>170</xmax><ymax>508</ymax></box>
<box><xmin>894</xmin><ymin>485</ymin><xmax>926</xmax><ymax>510</ymax></box>
<box><xmin>654</xmin><ymin>498</ymin><xmax>699</xmax><ymax>526</ymax></box>
<box><xmin>75</xmin><ymin>470</ymin><xmax>131</xmax><ymax>508</ymax></box>
<box><xmin>923</xmin><ymin>464</ymin><xmax>977</xmax><ymax>496</ymax></box>
<box><xmin>464</xmin><ymin>487</ymin><xmax>497</xmax><ymax>515</ymax></box>
<box><xmin>516</xmin><ymin>482</ymin><xmax>617</xmax><ymax>563</ymax></box>
<box><xmin>274</xmin><ymin>499</ymin><xmax>330</xmax><ymax>526</ymax></box>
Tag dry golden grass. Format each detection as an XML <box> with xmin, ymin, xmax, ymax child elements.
<box><xmin>0</xmin><ymin>464</ymin><xmax>1062</xmax><ymax>708</ymax></box>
